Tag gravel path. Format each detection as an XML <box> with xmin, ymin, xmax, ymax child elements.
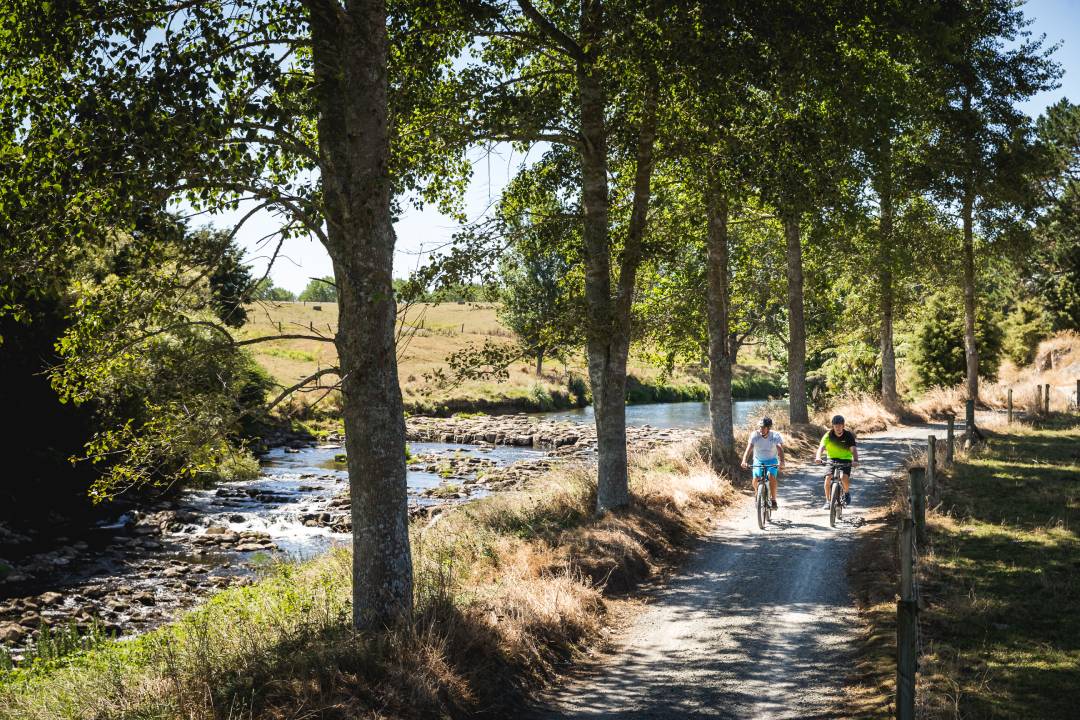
<box><xmin>529</xmin><ymin>425</ymin><xmax>935</xmax><ymax>719</ymax></box>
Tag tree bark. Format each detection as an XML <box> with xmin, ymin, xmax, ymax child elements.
<box><xmin>308</xmin><ymin>0</ymin><xmax>412</xmax><ymax>631</ymax></box>
<box><xmin>961</xmin><ymin>90</ymin><xmax>980</xmax><ymax>414</ymax></box>
<box><xmin>782</xmin><ymin>209</ymin><xmax>810</xmax><ymax>424</ymax></box>
<box><xmin>962</xmin><ymin>185</ymin><xmax>979</xmax><ymax>407</ymax></box>
<box><xmin>535</xmin><ymin>350</ymin><xmax>544</xmax><ymax>376</ymax></box>
<box><xmin>579</xmin><ymin>35</ymin><xmax>659</xmax><ymax>512</ymax></box>
<box><xmin>876</xmin><ymin>158</ymin><xmax>899</xmax><ymax>408</ymax></box>
<box><xmin>705</xmin><ymin>187</ymin><xmax>735</xmax><ymax>471</ymax></box>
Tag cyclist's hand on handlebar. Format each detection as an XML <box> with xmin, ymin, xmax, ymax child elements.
<box><xmin>740</xmin><ymin>460</ymin><xmax>748</xmax><ymax>469</ymax></box>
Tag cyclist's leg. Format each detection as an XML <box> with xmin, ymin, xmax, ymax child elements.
<box><xmin>822</xmin><ymin>462</ymin><xmax>832</xmax><ymax>501</ymax></box>
<box><xmin>767</xmin><ymin>463</ymin><xmax>779</xmax><ymax>502</ymax></box>
<box><xmin>841</xmin><ymin>469</ymin><xmax>851</xmax><ymax>494</ymax></box>
<box><xmin>751</xmin><ymin>464</ymin><xmax>761</xmax><ymax>496</ymax></box>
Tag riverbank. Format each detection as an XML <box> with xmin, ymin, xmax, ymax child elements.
<box><xmin>0</xmin><ymin>439</ymin><xmax>735</xmax><ymax>719</ymax></box>
<box><xmin>0</xmin><ymin>414</ymin><xmax>703</xmax><ymax>666</ymax></box>
<box><xmin>845</xmin><ymin>414</ymin><xmax>1080</xmax><ymax>718</ymax></box>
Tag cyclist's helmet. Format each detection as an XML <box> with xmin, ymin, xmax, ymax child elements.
<box><xmin>758</xmin><ymin>417</ymin><xmax>773</xmax><ymax>428</ymax></box>
<box><xmin>831</xmin><ymin>414</ymin><xmax>845</xmax><ymax>425</ymax></box>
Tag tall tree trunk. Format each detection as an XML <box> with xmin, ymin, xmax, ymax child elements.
<box><xmin>309</xmin><ymin>0</ymin><xmax>412</xmax><ymax>630</ymax></box>
<box><xmin>961</xmin><ymin>90</ymin><xmax>980</xmax><ymax>415</ymax></box>
<box><xmin>535</xmin><ymin>350</ymin><xmax>544</xmax><ymax>376</ymax></box>
<box><xmin>782</xmin><ymin>209</ymin><xmax>810</xmax><ymax>424</ymax></box>
<box><xmin>576</xmin><ymin>21</ymin><xmax>624</xmax><ymax>512</ymax></box>
<box><xmin>578</xmin><ymin>38</ymin><xmax>658</xmax><ymax>512</ymax></box>
<box><xmin>876</xmin><ymin>157</ymin><xmax>899</xmax><ymax>407</ymax></box>
<box><xmin>705</xmin><ymin>187</ymin><xmax>735</xmax><ymax>471</ymax></box>
<box><xmin>962</xmin><ymin>185</ymin><xmax>979</xmax><ymax>406</ymax></box>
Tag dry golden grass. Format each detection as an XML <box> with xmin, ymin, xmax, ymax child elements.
<box><xmin>814</xmin><ymin>393</ymin><xmax>912</xmax><ymax>434</ymax></box>
<box><xmin>1</xmin><ymin>442</ymin><xmax>735</xmax><ymax>720</ymax></box>
<box><xmin>910</xmin><ymin>332</ymin><xmax>1080</xmax><ymax>420</ymax></box>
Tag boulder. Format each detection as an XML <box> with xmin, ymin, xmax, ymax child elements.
<box><xmin>0</xmin><ymin>622</ymin><xmax>28</xmax><ymax>644</ymax></box>
<box><xmin>38</xmin><ymin>591</ymin><xmax>63</xmax><ymax>606</ymax></box>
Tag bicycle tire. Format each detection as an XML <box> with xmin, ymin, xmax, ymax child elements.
<box><xmin>829</xmin><ymin>480</ymin><xmax>840</xmax><ymax>527</ymax></box>
<box><xmin>756</xmin><ymin>483</ymin><xmax>767</xmax><ymax>530</ymax></box>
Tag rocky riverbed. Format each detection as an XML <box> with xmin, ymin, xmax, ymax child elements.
<box><xmin>1</xmin><ymin>413</ymin><xmax>701</xmax><ymax>662</ymax></box>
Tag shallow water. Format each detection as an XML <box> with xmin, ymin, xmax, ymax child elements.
<box><xmin>534</xmin><ymin>399</ymin><xmax>785</xmax><ymax>430</ymax></box>
<box><xmin>176</xmin><ymin>441</ymin><xmax>549</xmax><ymax>559</ymax></box>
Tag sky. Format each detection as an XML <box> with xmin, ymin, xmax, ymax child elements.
<box><xmin>225</xmin><ymin>0</ymin><xmax>1080</xmax><ymax>296</ymax></box>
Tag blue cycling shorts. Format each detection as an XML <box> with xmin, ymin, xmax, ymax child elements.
<box><xmin>753</xmin><ymin>457</ymin><xmax>779</xmax><ymax>479</ymax></box>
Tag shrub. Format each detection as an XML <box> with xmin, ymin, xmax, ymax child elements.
<box><xmin>528</xmin><ymin>382</ymin><xmax>555</xmax><ymax>411</ymax></box>
<box><xmin>910</xmin><ymin>292</ymin><xmax>1004</xmax><ymax>390</ymax></box>
<box><xmin>1001</xmin><ymin>298</ymin><xmax>1052</xmax><ymax>366</ymax></box>
<box><xmin>820</xmin><ymin>341</ymin><xmax>881</xmax><ymax>397</ymax></box>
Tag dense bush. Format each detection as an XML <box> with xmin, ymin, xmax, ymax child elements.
<box><xmin>1001</xmin><ymin>298</ymin><xmax>1052</xmax><ymax>366</ymax></box>
<box><xmin>910</xmin><ymin>292</ymin><xmax>1004</xmax><ymax>389</ymax></box>
<box><xmin>819</xmin><ymin>341</ymin><xmax>882</xmax><ymax>397</ymax></box>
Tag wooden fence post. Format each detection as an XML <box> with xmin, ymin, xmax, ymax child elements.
<box><xmin>897</xmin><ymin>518</ymin><xmax>917</xmax><ymax>720</ymax></box>
<box><xmin>1007</xmin><ymin>389</ymin><xmax>1013</xmax><ymax>424</ymax></box>
<box><xmin>945</xmin><ymin>417</ymin><xmax>955</xmax><ymax>465</ymax></box>
<box><xmin>909</xmin><ymin>466</ymin><xmax>926</xmax><ymax>546</ymax></box>
<box><xmin>927</xmin><ymin>436</ymin><xmax>936</xmax><ymax>499</ymax></box>
<box><xmin>1045</xmin><ymin>383</ymin><xmax>1051</xmax><ymax>414</ymax></box>
<box><xmin>1076</xmin><ymin>379</ymin><xmax>1079</xmax><ymax>412</ymax></box>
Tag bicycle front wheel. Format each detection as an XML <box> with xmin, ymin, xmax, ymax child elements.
<box><xmin>756</xmin><ymin>484</ymin><xmax>767</xmax><ymax>530</ymax></box>
<box><xmin>830</xmin><ymin>482</ymin><xmax>840</xmax><ymax>527</ymax></box>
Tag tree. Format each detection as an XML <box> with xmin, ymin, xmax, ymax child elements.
<box><xmin>926</xmin><ymin>0</ymin><xmax>1059</xmax><ymax>415</ymax></box>
<box><xmin>734</xmin><ymin>2</ymin><xmax>866</xmax><ymax>425</ymax></box>
<box><xmin>911</xmin><ymin>291</ymin><xmax>1004</xmax><ymax>390</ymax></box>
<box><xmin>2</xmin><ymin>0</ymin><xmax>471</xmax><ymax>630</ymax></box>
<box><xmin>298</xmin><ymin>276</ymin><xmax>338</xmax><ymax>303</ymax></box>
<box><xmin>253</xmin><ymin>278</ymin><xmax>297</xmax><ymax>302</ymax></box>
<box><xmin>495</xmin><ymin>170</ymin><xmax>581</xmax><ymax>375</ymax></box>
<box><xmin>1031</xmin><ymin>99</ymin><xmax>1080</xmax><ymax>330</ymax></box>
<box><xmin>466</xmin><ymin>0</ymin><xmax>669</xmax><ymax>512</ymax></box>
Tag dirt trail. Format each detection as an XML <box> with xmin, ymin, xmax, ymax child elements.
<box><xmin>529</xmin><ymin>425</ymin><xmax>935</xmax><ymax>719</ymax></box>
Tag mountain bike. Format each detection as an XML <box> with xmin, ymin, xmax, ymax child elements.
<box><xmin>752</xmin><ymin>463</ymin><xmax>775</xmax><ymax>530</ymax></box>
<box><xmin>822</xmin><ymin>459</ymin><xmax>852</xmax><ymax>527</ymax></box>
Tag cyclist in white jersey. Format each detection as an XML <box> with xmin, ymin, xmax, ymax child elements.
<box><xmin>740</xmin><ymin>417</ymin><xmax>785</xmax><ymax>510</ymax></box>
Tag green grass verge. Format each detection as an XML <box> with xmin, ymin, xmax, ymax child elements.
<box><xmin>918</xmin><ymin>415</ymin><xmax>1080</xmax><ymax>719</ymax></box>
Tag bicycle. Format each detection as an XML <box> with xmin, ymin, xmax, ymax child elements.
<box><xmin>752</xmin><ymin>463</ymin><xmax>775</xmax><ymax>529</ymax></box>
<box><xmin>822</xmin><ymin>459</ymin><xmax>852</xmax><ymax>527</ymax></box>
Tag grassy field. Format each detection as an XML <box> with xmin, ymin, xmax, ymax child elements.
<box><xmin>239</xmin><ymin>300</ymin><xmax>784</xmax><ymax>415</ymax></box>
<box><xmin>0</xmin><ymin>441</ymin><xmax>734</xmax><ymax>719</ymax></box>
<box><xmin>915</xmin><ymin>416</ymin><xmax>1080</xmax><ymax>719</ymax></box>
<box><xmin>846</xmin><ymin>414</ymin><xmax>1080</xmax><ymax>719</ymax></box>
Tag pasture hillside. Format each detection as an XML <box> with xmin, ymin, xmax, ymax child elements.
<box><xmin>238</xmin><ymin>301</ymin><xmax>784</xmax><ymax>416</ymax></box>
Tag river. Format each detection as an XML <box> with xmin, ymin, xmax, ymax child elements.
<box><xmin>535</xmin><ymin>398</ymin><xmax>783</xmax><ymax>429</ymax></box>
<box><xmin>0</xmin><ymin>399</ymin><xmax>778</xmax><ymax>657</ymax></box>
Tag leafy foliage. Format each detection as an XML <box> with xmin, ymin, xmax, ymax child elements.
<box><xmin>297</xmin><ymin>276</ymin><xmax>337</xmax><ymax>303</ymax></box>
<box><xmin>1001</xmin><ymin>298</ymin><xmax>1051</xmax><ymax>366</ymax></box>
<box><xmin>910</xmin><ymin>292</ymin><xmax>1004</xmax><ymax>390</ymax></box>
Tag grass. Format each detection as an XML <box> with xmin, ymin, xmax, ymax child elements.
<box><xmin>846</xmin><ymin>413</ymin><xmax>1080</xmax><ymax>719</ymax></box>
<box><xmin>0</xmin><ymin>440</ymin><xmax>734</xmax><ymax>719</ymax></box>
<box><xmin>239</xmin><ymin>300</ymin><xmax>781</xmax><ymax>416</ymax></box>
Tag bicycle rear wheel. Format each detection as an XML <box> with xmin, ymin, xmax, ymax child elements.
<box><xmin>756</xmin><ymin>483</ymin><xmax>767</xmax><ymax>529</ymax></box>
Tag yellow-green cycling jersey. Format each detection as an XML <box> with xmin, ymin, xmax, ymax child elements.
<box><xmin>820</xmin><ymin>429</ymin><xmax>856</xmax><ymax>460</ymax></box>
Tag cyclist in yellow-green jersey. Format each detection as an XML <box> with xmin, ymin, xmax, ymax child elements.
<box><xmin>815</xmin><ymin>414</ymin><xmax>859</xmax><ymax>508</ymax></box>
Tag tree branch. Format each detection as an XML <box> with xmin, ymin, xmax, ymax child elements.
<box><xmin>516</xmin><ymin>0</ymin><xmax>586</xmax><ymax>63</ymax></box>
